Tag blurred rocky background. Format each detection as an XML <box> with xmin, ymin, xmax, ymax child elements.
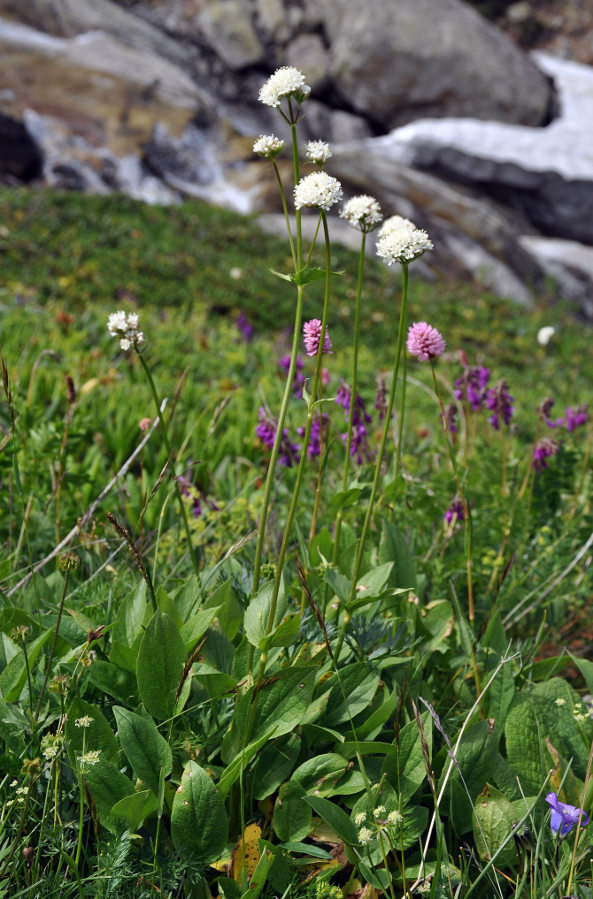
<box><xmin>1</xmin><ymin>0</ymin><xmax>592</xmax><ymax>314</ymax></box>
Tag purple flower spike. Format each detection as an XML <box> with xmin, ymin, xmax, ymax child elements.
<box><xmin>545</xmin><ymin>792</ymin><xmax>589</xmax><ymax>838</ymax></box>
<box><xmin>533</xmin><ymin>437</ymin><xmax>559</xmax><ymax>473</ymax></box>
<box><xmin>407</xmin><ymin>322</ymin><xmax>445</xmax><ymax>361</ymax></box>
<box><xmin>444</xmin><ymin>498</ymin><xmax>465</xmax><ymax>524</ymax></box>
<box><xmin>236</xmin><ymin>311</ymin><xmax>254</xmax><ymax>343</ymax></box>
<box><xmin>256</xmin><ymin>407</ymin><xmax>299</xmax><ymax>467</ymax></box>
<box><xmin>486</xmin><ymin>380</ymin><xmax>514</xmax><ymax>430</ymax></box>
<box><xmin>455</xmin><ymin>366</ymin><xmax>490</xmax><ymax>410</ymax></box>
<box><xmin>298</xmin><ymin>413</ymin><xmax>329</xmax><ymax>459</ymax></box>
<box><xmin>279</xmin><ymin>354</ymin><xmax>305</xmax><ymax>397</ymax></box>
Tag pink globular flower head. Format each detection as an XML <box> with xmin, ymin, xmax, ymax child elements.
<box><xmin>303</xmin><ymin>319</ymin><xmax>333</xmax><ymax>357</ymax></box>
<box><xmin>407</xmin><ymin>322</ymin><xmax>445</xmax><ymax>361</ymax></box>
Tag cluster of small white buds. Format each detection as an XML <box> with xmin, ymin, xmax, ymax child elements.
<box><xmin>294</xmin><ymin>172</ymin><xmax>343</xmax><ymax>212</ymax></box>
<box><xmin>107</xmin><ymin>311</ymin><xmax>144</xmax><ymax>351</ymax></box>
<box><xmin>340</xmin><ymin>195</ymin><xmax>383</xmax><ymax>233</ymax></box>
<box><xmin>306</xmin><ymin>140</ymin><xmax>332</xmax><ymax>166</ymax></box>
<box><xmin>258</xmin><ymin>66</ymin><xmax>311</xmax><ymax>109</ymax></box>
<box><xmin>376</xmin><ymin>215</ymin><xmax>433</xmax><ymax>265</ymax></box>
<box><xmin>253</xmin><ymin>134</ymin><xmax>285</xmax><ymax>160</ymax></box>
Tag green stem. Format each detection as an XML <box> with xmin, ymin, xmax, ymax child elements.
<box><xmin>34</xmin><ymin>569</ymin><xmax>70</xmax><ymax>722</ymax></box>
<box><xmin>290</xmin><ymin>124</ymin><xmax>302</xmax><ymax>268</ymax></box>
<box><xmin>251</xmin><ymin>286</ymin><xmax>305</xmax><ymax>601</ymax></box>
<box><xmin>332</xmin><ymin>231</ymin><xmax>366</xmax><ymax>565</ymax></box>
<box><xmin>138</xmin><ymin>352</ymin><xmax>202</xmax><ymax>586</ymax></box>
<box><xmin>272</xmin><ymin>161</ymin><xmax>297</xmax><ymax>271</ymax></box>
<box><xmin>394</xmin><ymin>330</ymin><xmax>408</xmax><ymax>482</ymax></box>
<box><xmin>334</xmin><ymin>263</ymin><xmax>409</xmax><ymax>660</ymax></box>
<box><xmin>256</xmin><ymin>211</ymin><xmax>332</xmax><ymax>682</ymax></box>
<box><xmin>429</xmin><ymin>362</ymin><xmax>475</xmax><ymax>624</ymax></box>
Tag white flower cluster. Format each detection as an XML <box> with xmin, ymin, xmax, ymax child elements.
<box><xmin>376</xmin><ymin>215</ymin><xmax>433</xmax><ymax>265</ymax></box>
<box><xmin>79</xmin><ymin>749</ymin><xmax>101</xmax><ymax>767</ymax></box>
<box><xmin>306</xmin><ymin>140</ymin><xmax>332</xmax><ymax>166</ymax></box>
<box><xmin>75</xmin><ymin>715</ymin><xmax>94</xmax><ymax>728</ymax></box>
<box><xmin>340</xmin><ymin>194</ymin><xmax>383</xmax><ymax>232</ymax></box>
<box><xmin>294</xmin><ymin>172</ymin><xmax>343</xmax><ymax>211</ymax></box>
<box><xmin>358</xmin><ymin>826</ymin><xmax>373</xmax><ymax>845</ymax></box>
<box><xmin>107</xmin><ymin>310</ymin><xmax>144</xmax><ymax>351</ymax></box>
<box><xmin>253</xmin><ymin>134</ymin><xmax>285</xmax><ymax>160</ymax></box>
<box><xmin>258</xmin><ymin>66</ymin><xmax>310</xmax><ymax>108</ymax></box>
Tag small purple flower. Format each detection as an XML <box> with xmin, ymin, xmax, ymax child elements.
<box><xmin>564</xmin><ymin>405</ymin><xmax>588</xmax><ymax>432</ymax></box>
<box><xmin>298</xmin><ymin>413</ymin><xmax>329</xmax><ymax>458</ymax></box>
<box><xmin>486</xmin><ymin>380</ymin><xmax>514</xmax><ymax>430</ymax></box>
<box><xmin>279</xmin><ymin>354</ymin><xmax>305</xmax><ymax>397</ymax></box>
<box><xmin>545</xmin><ymin>792</ymin><xmax>589</xmax><ymax>838</ymax></box>
<box><xmin>533</xmin><ymin>437</ymin><xmax>559</xmax><ymax>473</ymax></box>
<box><xmin>444</xmin><ymin>498</ymin><xmax>465</xmax><ymax>525</ymax></box>
<box><xmin>407</xmin><ymin>322</ymin><xmax>445</xmax><ymax>361</ymax></box>
<box><xmin>256</xmin><ymin>407</ymin><xmax>300</xmax><ymax>467</ymax></box>
<box><xmin>444</xmin><ymin>402</ymin><xmax>458</xmax><ymax>434</ymax></box>
<box><xmin>375</xmin><ymin>375</ymin><xmax>390</xmax><ymax>422</ymax></box>
<box><xmin>303</xmin><ymin>319</ymin><xmax>332</xmax><ymax>357</ymax></box>
<box><xmin>455</xmin><ymin>366</ymin><xmax>490</xmax><ymax>411</ymax></box>
<box><xmin>336</xmin><ymin>379</ymin><xmax>351</xmax><ymax>412</ymax></box>
<box><xmin>236</xmin><ymin>311</ymin><xmax>254</xmax><ymax>343</ymax></box>
<box><xmin>345</xmin><ymin>424</ymin><xmax>371</xmax><ymax>464</ymax></box>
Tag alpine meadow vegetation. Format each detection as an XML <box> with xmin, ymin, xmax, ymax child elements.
<box><xmin>1</xmin><ymin>64</ymin><xmax>593</xmax><ymax>899</ymax></box>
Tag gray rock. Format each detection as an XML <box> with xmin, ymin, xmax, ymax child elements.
<box><xmin>316</xmin><ymin>0</ymin><xmax>552</xmax><ymax>128</ymax></box>
<box><xmin>519</xmin><ymin>236</ymin><xmax>593</xmax><ymax>318</ymax></box>
<box><xmin>286</xmin><ymin>34</ymin><xmax>329</xmax><ymax>92</ymax></box>
<box><xmin>374</xmin><ymin>53</ymin><xmax>593</xmax><ymax>243</ymax></box>
<box><xmin>197</xmin><ymin>0</ymin><xmax>264</xmax><ymax>69</ymax></box>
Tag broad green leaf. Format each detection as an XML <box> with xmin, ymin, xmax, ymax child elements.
<box><xmin>322</xmin><ymin>568</ymin><xmax>351</xmax><ymax>604</ymax></box>
<box><xmin>180</xmin><ymin>606</ymin><xmax>221</xmax><ymax>652</ymax></box>
<box><xmin>234</xmin><ymin>667</ymin><xmax>316</xmax><ymax>744</ymax></box>
<box><xmin>279</xmin><ymin>842</ymin><xmax>333</xmax><ymax>860</ymax></box>
<box><xmin>244</xmin><ymin>581</ymin><xmax>289</xmax><ymax>650</ymax></box>
<box><xmin>193</xmin><ymin>663</ymin><xmax>236</xmax><ymax>699</ymax></box>
<box><xmin>0</xmin><ymin>608</ymin><xmax>35</xmax><ymax>636</ymax></box>
<box><xmin>111</xmin><ymin>789</ymin><xmax>158</xmax><ymax>830</ymax></box>
<box><xmin>473</xmin><ymin>783</ymin><xmax>517</xmax><ymax>866</ymax></box>
<box><xmin>83</xmin><ymin>760</ymin><xmax>135</xmax><ymax>834</ymax></box>
<box><xmin>217</xmin><ymin>728</ymin><xmax>276</xmax><ymax>798</ymax></box>
<box><xmin>292</xmin><ymin>754</ymin><xmax>348</xmax><ymax>797</ymax></box>
<box><xmin>382</xmin><ymin>713</ymin><xmax>432</xmax><ymax>802</ymax></box>
<box><xmin>88</xmin><ymin>661</ymin><xmax>137</xmax><ymax>704</ymax></box>
<box><xmin>0</xmin><ymin>628</ymin><xmax>52</xmax><ymax>702</ymax></box>
<box><xmin>484</xmin><ymin>660</ymin><xmax>515</xmax><ymax>729</ymax></box>
<box><xmin>324</xmin><ymin>664</ymin><xmax>380</xmax><ymax>726</ymax></box>
<box><xmin>304</xmin><ymin>795</ymin><xmax>358</xmax><ymax>846</ymax></box>
<box><xmin>351</xmin><ymin>563</ymin><xmax>394</xmax><ymax>600</ymax></box>
<box><xmin>379</xmin><ymin>521</ymin><xmax>416</xmax><ymax>589</ymax></box>
<box><xmin>173</xmin><ymin>574</ymin><xmax>202</xmax><ymax>622</ymax></box>
<box><xmin>171</xmin><ymin>761</ymin><xmax>228</xmax><ymax>865</ymax></box>
<box><xmin>136</xmin><ymin>610</ymin><xmax>186</xmax><ymax>720</ymax></box>
<box><xmin>355</xmin><ymin>686</ymin><xmax>399</xmax><ymax>740</ymax></box>
<box><xmin>156</xmin><ymin>586</ymin><xmax>183</xmax><ymax>628</ymax></box>
<box><xmin>113</xmin><ymin>706</ymin><xmax>172</xmax><ymax>794</ymax></box>
<box><xmin>109</xmin><ymin>640</ymin><xmax>138</xmax><ymax>673</ymax></box>
<box><xmin>272</xmin><ymin>781</ymin><xmax>311</xmax><ymax>842</ymax></box>
<box><xmin>112</xmin><ymin>581</ymin><xmax>148</xmax><ymax>648</ymax></box>
<box><xmin>239</xmin><ymin>848</ymin><xmax>272</xmax><ymax>899</ymax></box>
<box><xmin>204</xmin><ymin>578</ymin><xmax>243</xmax><ymax>640</ymax></box>
<box><xmin>65</xmin><ymin>698</ymin><xmax>119</xmax><ymax>768</ymax></box>
<box><xmin>251</xmin><ymin>735</ymin><xmax>302</xmax><ymax>800</ymax></box>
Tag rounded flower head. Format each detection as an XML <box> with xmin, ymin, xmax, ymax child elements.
<box><xmin>340</xmin><ymin>195</ymin><xmax>383</xmax><ymax>233</ymax></box>
<box><xmin>376</xmin><ymin>215</ymin><xmax>433</xmax><ymax>265</ymax></box>
<box><xmin>294</xmin><ymin>172</ymin><xmax>343</xmax><ymax>211</ymax></box>
<box><xmin>537</xmin><ymin>325</ymin><xmax>556</xmax><ymax>347</ymax></box>
<box><xmin>303</xmin><ymin>319</ymin><xmax>332</xmax><ymax>357</ymax></box>
<box><xmin>258</xmin><ymin>66</ymin><xmax>310</xmax><ymax>108</ymax></box>
<box><xmin>253</xmin><ymin>134</ymin><xmax>285</xmax><ymax>160</ymax></box>
<box><xmin>306</xmin><ymin>140</ymin><xmax>332</xmax><ymax>166</ymax></box>
<box><xmin>407</xmin><ymin>322</ymin><xmax>445</xmax><ymax>361</ymax></box>
<box><xmin>107</xmin><ymin>310</ymin><xmax>144</xmax><ymax>351</ymax></box>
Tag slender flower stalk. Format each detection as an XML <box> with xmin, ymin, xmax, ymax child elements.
<box><xmin>334</xmin><ymin>264</ymin><xmax>410</xmax><ymax>659</ymax></box>
<box><xmin>256</xmin><ymin>210</ymin><xmax>333</xmax><ymax>681</ymax></box>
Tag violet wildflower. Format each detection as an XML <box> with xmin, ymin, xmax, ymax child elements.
<box><xmin>256</xmin><ymin>407</ymin><xmax>299</xmax><ymax>467</ymax></box>
<box><xmin>533</xmin><ymin>437</ymin><xmax>559</xmax><ymax>473</ymax></box>
<box><xmin>321</xmin><ymin>367</ymin><xmax>331</xmax><ymax>387</ymax></box>
<box><xmin>407</xmin><ymin>322</ymin><xmax>446</xmax><ymax>361</ymax></box>
<box><xmin>375</xmin><ymin>375</ymin><xmax>390</xmax><ymax>421</ymax></box>
<box><xmin>537</xmin><ymin>396</ymin><xmax>556</xmax><ymax>427</ymax></box>
<box><xmin>486</xmin><ymin>380</ymin><xmax>514</xmax><ymax>430</ymax></box>
<box><xmin>444</xmin><ymin>403</ymin><xmax>458</xmax><ymax>435</ymax></box>
<box><xmin>336</xmin><ymin>379</ymin><xmax>372</xmax><ymax>463</ymax></box>
<box><xmin>236</xmin><ymin>311</ymin><xmax>254</xmax><ymax>343</ymax></box>
<box><xmin>298</xmin><ymin>413</ymin><xmax>329</xmax><ymax>458</ymax></box>
<box><xmin>347</xmin><ymin>424</ymin><xmax>371</xmax><ymax>464</ymax></box>
<box><xmin>303</xmin><ymin>319</ymin><xmax>332</xmax><ymax>357</ymax></box>
<box><xmin>564</xmin><ymin>405</ymin><xmax>588</xmax><ymax>432</ymax></box>
<box><xmin>444</xmin><ymin>498</ymin><xmax>465</xmax><ymax>525</ymax></box>
<box><xmin>455</xmin><ymin>366</ymin><xmax>490</xmax><ymax>411</ymax></box>
<box><xmin>279</xmin><ymin>354</ymin><xmax>305</xmax><ymax>397</ymax></box>
<box><xmin>545</xmin><ymin>792</ymin><xmax>589</xmax><ymax>838</ymax></box>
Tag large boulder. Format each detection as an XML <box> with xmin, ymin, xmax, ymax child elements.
<box><xmin>314</xmin><ymin>0</ymin><xmax>553</xmax><ymax>128</ymax></box>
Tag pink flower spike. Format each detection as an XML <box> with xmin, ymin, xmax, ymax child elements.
<box><xmin>407</xmin><ymin>322</ymin><xmax>445</xmax><ymax>361</ymax></box>
<box><xmin>303</xmin><ymin>319</ymin><xmax>333</xmax><ymax>357</ymax></box>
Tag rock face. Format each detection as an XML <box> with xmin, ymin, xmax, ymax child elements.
<box><xmin>0</xmin><ymin>0</ymin><xmax>591</xmax><ymax>314</ymax></box>
<box><xmin>376</xmin><ymin>53</ymin><xmax>593</xmax><ymax>244</ymax></box>
<box><xmin>316</xmin><ymin>0</ymin><xmax>553</xmax><ymax>129</ymax></box>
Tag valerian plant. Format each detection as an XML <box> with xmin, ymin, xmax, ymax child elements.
<box><xmin>0</xmin><ymin>63</ymin><xmax>592</xmax><ymax>899</ymax></box>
